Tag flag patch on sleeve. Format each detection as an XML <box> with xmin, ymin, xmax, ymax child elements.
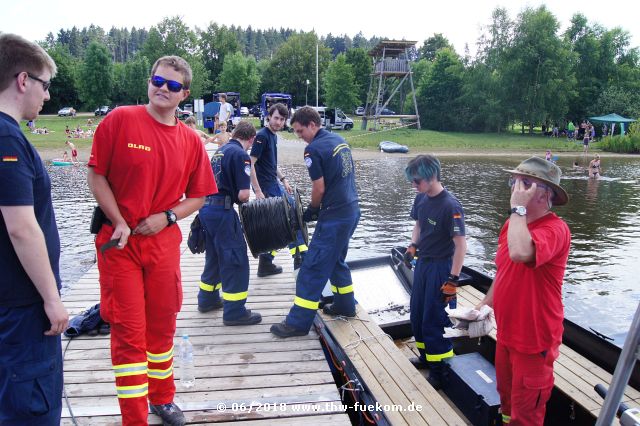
<box><xmin>2</xmin><ymin>156</ymin><xmax>18</xmax><ymax>162</ymax></box>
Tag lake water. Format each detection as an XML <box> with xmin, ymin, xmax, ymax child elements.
<box><xmin>49</xmin><ymin>155</ymin><xmax>640</xmax><ymax>346</ymax></box>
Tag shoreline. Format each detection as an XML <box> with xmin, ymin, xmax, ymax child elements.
<box><xmin>36</xmin><ymin>135</ymin><xmax>635</xmax><ymax>166</ymax></box>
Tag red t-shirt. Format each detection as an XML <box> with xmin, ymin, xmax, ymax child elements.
<box><xmin>493</xmin><ymin>213</ymin><xmax>571</xmax><ymax>353</ymax></box>
<box><xmin>89</xmin><ymin>105</ymin><xmax>217</xmax><ymax>228</ymax></box>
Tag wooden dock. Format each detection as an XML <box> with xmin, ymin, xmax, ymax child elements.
<box><xmin>318</xmin><ymin>309</ymin><xmax>468</xmax><ymax>425</ymax></box>
<box><xmin>60</xmin><ymin>218</ymin><xmax>350</xmax><ymax>425</ymax></box>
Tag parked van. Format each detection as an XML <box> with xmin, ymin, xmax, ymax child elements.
<box><xmin>313</xmin><ymin>107</ymin><xmax>354</xmax><ymax>131</ymax></box>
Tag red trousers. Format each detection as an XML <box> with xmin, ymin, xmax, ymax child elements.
<box><xmin>495</xmin><ymin>341</ymin><xmax>559</xmax><ymax>426</ymax></box>
<box><xmin>96</xmin><ymin>225</ymin><xmax>183</xmax><ymax>426</ymax></box>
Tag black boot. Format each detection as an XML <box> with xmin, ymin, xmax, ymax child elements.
<box><xmin>257</xmin><ymin>256</ymin><xmax>283</xmax><ymax>277</ymax></box>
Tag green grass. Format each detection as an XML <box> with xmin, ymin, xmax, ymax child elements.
<box><xmin>23</xmin><ymin>113</ymin><xmax>595</xmax><ymax>154</ymax></box>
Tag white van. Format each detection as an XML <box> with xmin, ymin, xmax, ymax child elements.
<box><xmin>313</xmin><ymin>107</ymin><xmax>354</xmax><ymax>131</ymax></box>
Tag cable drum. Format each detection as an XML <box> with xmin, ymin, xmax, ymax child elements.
<box><xmin>240</xmin><ymin>188</ymin><xmax>309</xmax><ymax>258</ymax></box>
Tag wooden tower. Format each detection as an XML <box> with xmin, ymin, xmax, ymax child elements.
<box><xmin>362</xmin><ymin>40</ymin><xmax>421</xmax><ymax>130</ymax></box>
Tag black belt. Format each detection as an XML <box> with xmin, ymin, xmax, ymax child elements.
<box><xmin>205</xmin><ymin>196</ymin><xmax>230</xmax><ymax>206</ymax></box>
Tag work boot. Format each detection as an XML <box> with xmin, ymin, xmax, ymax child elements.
<box><xmin>223</xmin><ymin>309</ymin><xmax>262</xmax><ymax>326</ymax></box>
<box><xmin>257</xmin><ymin>256</ymin><xmax>283</xmax><ymax>277</ymax></box>
<box><xmin>322</xmin><ymin>303</ymin><xmax>356</xmax><ymax>318</ymax></box>
<box><xmin>198</xmin><ymin>299</ymin><xmax>223</xmax><ymax>313</ymax></box>
<box><xmin>270</xmin><ymin>321</ymin><xmax>309</xmax><ymax>338</ymax></box>
<box><xmin>409</xmin><ymin>356</ymin><xmax>428</xmax><ymax>370</ymax></box>
<box><xmin>427</xmin><ymin>361</ymin><xmax>449</xmax><ymax>390</ymax></box>
<box><xmin>150</xmin><ymin>402</ymin><xmax>186</xmax><ymax>426</ymax></box>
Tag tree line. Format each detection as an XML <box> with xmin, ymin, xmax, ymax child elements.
<box><xmin>38</xmin><ymin>6</ymin><xmax>639</xmax><ymax>133</ymax></box>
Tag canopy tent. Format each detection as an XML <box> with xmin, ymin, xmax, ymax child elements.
<box><xmin>588</xmin><ymin>113</ymin><xmax>636</xmax><ymax>135</ymax></box>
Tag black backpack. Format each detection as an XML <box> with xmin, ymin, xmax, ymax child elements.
<box><xmin>187</xmin><ymin>214</ymin><xmax>206</xmax><ymax>254</ymax></box>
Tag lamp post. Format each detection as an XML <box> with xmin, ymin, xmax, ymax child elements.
<box><xmin>305</xmin><ymin>79</ymin><xmax>310</xmax><ymax>106</ymax></box>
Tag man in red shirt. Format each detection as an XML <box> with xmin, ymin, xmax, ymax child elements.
<box><xmin>478</xmin><ymin>157</ymin><xmax>570</xmax><ymax>426</ymax></box>
<box><xmin>88</xmin><ymin>56</ymin><xmax>216</xmax><ymax>426</ymax></box>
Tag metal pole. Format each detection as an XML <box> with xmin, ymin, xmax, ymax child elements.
<box><xmin>306</xmin><ymin>79</ymin><xmax>309</xmax><ymax>106</ymax></box>
<box><xmin>596</xmin><ymin>302</ymin><xmax>640</xmax><ymax>425</ymax></box>
<box><xmin>316</xmin><ymin>43</ymin><xmax>319</xmax><ymax>107</ymax></box>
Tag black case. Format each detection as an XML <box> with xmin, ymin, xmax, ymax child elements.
<box><xmin>444</xmin><ymin>352</ymin><xmax>502</xmax><ymax>426</ymax></box>
<box><xmin>89</xmin><ymin>206</ymin><xmax>107</xmax><ymax>234</ymax></box>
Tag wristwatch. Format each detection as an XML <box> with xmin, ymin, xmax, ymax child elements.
<box><xmin>165</xmin><ymin>209</ymin><xmax>177</xmax><ymax>226</ymax></box>
<box><xmin>510</xmin><ymin>206</ymin><xmax>527</xmax><ymax>216</ymax></box>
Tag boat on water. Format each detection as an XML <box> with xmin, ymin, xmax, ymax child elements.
<box><xmin>317</xmin><ymin>248</ymin><xmax>639</xmax><ymax>425</ymax></box>
<box><xmin>378</xmin><ymin>141</ymin><xmax>409</xmax><ymax>154</ymax></box>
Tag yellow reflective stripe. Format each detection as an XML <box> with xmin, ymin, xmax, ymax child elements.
<box><xmin>502</xmin><ymin>414</ymin><xmax>511</xmax><ymax>424</ymax></box>
<box><xmin>330</xmin><ymin>284</ymin><xmax>354</xmax><ymax>295</ymax></box>
<box><xmin>113</xmin><ymin>362</ymin><xmax>148</xmax><ymax>378</ymax></box>
<box><xmin>332</xmin><ymin>143</ymin><xmax>349</xmax><ymax>157</ymax></box>
<box><xmin>222</xmin><ymin>291</ymin><xmax>248</xmax><ymax>301</ymax></box>
<box><xmin>148</xmin><ymin>365</ymin><xmax>173</xmax><ymax>380</ymax></box>
<box><xmin>426</xmin><ymin>349</ymin><xmax>454</xmax><ymax>361</ymax></box>
<box><xmin>147</xmin><ymin>346</ymin><xmax>174</xmax><ymax>363</ymax></box>
<box><xmin>294</xmin><ymin>296</ymin><xmax>319</xmax><ymax>310</ymax></box>
<box><xmin>116</xmin><ymin>383</ymin><xmax>148</xmax><ymax>399</ymax></box>
<box><xmin>289</xmin><ymin>245</ymin><xmax>309</xmax><ymax>255</ymax></box>
<box><xmin>415</xmin><ymin>341</ymin><xmax>425</xmax><ymax>349</ymax></box>
<box><xmin>200</xmin><ymin>281</ymin><xmax>221</xmax><ymax>292</ymax></box>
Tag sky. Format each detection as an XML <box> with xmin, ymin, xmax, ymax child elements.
<box><xmin>2</xmin><ymin>0</ymin><xmax>639</xmax><ymax>55</ymax></box>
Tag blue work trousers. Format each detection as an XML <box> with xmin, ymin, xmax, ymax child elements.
<box><xmin>411</xmin><ymin>258</ymin><xmax>455</xmax><ymax>363</ymax></box>
<box><xmin>258</xmin><ymin>182</ymin><xmax>308</xmax><ymax>261</ymax></box>
<box><xmin>0</xmin><ymin>303</ymin><xmax>62</xmax><ymax>425</ymax></box>
<box><xmin>286</xmin><ymin>208</ymin><xmax>360</xmax><ymax>331</ymax></box>
<box><xmin>198</xmin><ymin>205</ymin><xmax>250</xmax><ymax>320</ymax></box>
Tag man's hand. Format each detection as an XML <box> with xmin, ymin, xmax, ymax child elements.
<box><xmin>403</xmin><ymin>244</ymin><xmax>416</xmax><ymax>268</ymax></box>
<box><xmin>110</xmin><ymin>221</ymin><xmax>131</xmax><ymax>248</ymax></box>
<box><xmin>283</xmin><ymin>179</ymin><xmax>293</xmax><ymax>194</ymax></box>
<box><xmin>43</xmin><ymin>298</ymin><xmax>69</xmax><ymax>336</ymax></box>
<box><xmin>303</xmin><ymin>205</ymin><xmax>320</xmax><ymax>222</ymax></box>
<box><xmin>133</xmin><ymin>213</ymin><xmax>168</xmax><ymax>236</ymax></box>
<box><xmin>441</xmin><ymin>278</ymin><xmax>458</xmax><ymax>303</ymax></box>
<box><xmin>510</xmin><ymin>178</ymin><xmax>538</xmax><ymax>209</ymax></box>
<box><xmin>254</xmin><ymin>189</ymin><xmax>266</xmax><ymax>200</ymax></box>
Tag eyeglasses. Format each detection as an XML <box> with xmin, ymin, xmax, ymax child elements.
<box><xmin>15</xmin><ymin>72</ymin><xmax>51</xmax><ymax>91</ymax></box>
<box><xmin>150</xmin><ymin>75</ymin><xmax>185</xmax><ymax>93</ymax></box>
<box><xmin>508</xmin><ymin>177</ymin><xmax>550</xmax><ymax>191</ymax></box>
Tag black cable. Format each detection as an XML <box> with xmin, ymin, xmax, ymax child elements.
<box><xmin>240</xmin><ymin>195</ymin><xmax>295</xmax><ymax>257</ymax></box>
<box><xmin>62</xmin><ymin>337</ymin><xmax>79</xmax><ymax>426</ymax></box>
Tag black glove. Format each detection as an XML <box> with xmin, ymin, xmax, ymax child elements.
<box><xmin>403</xmin><ymin>244</ymin><xmax>417</xmax><ymax>268</ymax></box>
<box><xmin>303</xmin><ymin>205</ymin><xmax>320</xmax><ymax>222</ymax></box>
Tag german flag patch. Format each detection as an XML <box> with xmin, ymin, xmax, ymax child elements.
<box><xmin>453</xmin><ymin>213</ymin><xmax>462</xmax><ymax>219</ymax></box>
<box><xmin>2</xmin><ymin>155</ymin><xmax>18</xmax><ymax>162</ymax></box>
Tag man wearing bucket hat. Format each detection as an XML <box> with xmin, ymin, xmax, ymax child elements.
<box><xmin>478</xmin><ymin>156</ymin><xmax>571</xmax><ymax>426</ymax></box>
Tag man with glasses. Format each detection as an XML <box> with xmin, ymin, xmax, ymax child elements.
<box><xmin>477</xmin><ymin>157</ymin><xmax>570</xmax><ymax>426</ymax></box>
<box><xmin>0</xmin><ymin>33</ymin><xmax>68</xmax><ymax>425</ymax></box>
<box><xmin>88</xmin><ymin>56</ymin><xmax>216</xmax><ymax>426</ymax></box>
<box><xmin>402</xmin><ymin>154</ymin><xmax>467</xmax><ymax>389</ymax></box>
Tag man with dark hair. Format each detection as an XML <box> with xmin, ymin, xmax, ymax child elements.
<box><xmin>0</xmin><ymin>32</ymin><xmax>68</xmax><ymax>425</ymax></box>
<box><xmin>250</xmin><ymin>103</ymin><xmax>308</xmax><ymax>277</ymax></box>
<box><xmin>197</xmin><ymin>121</ymin><xmax>262</xmax><ymax>326</ymax></box>
<box><xmin>217</xmin><ymin>93</ymin><xmax>233</xmax><ymax>130</ymax></box>
<box><xmin>478</xmin><ymin>157</ymin><xmax>570</xmax><ymax>425</ymax></box>
<box><xmin>88</xmin><ymin>55</ymin><xmax>216</xmax><ymax>425</ymax></box>
<box><xmin>271</xmin><ymin>106</ymin><xmax>360</xmax><ymax>338</ymax></box>
<box><xmin>403</xmin><ymin>154</ymin><xmax>467</xmax><ymax>389</ymax></box>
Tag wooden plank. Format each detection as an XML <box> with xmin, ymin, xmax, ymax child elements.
<box><xmin>321</xmin><ymin>309</ymin><xmax>467</xmax><ymax>425</ymax></box>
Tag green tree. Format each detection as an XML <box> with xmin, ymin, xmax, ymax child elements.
<box><xmin>261</xmin><ymin>33</ymin><xmax>331</xmax><ymax>106</ymax></box>
<box><xmin>323</xmin><ymin>54</ymin><xmax>359</xmax><ymax>111</ymax></box>
<box><xmin>79</xmin><ymin>41</ymin><xmax>113</xmax><ymax>108</ymax></box>
<box><xmin>217</xmin><ymin>52</ymin><xmax>261</xmax><ymax>103</ymax></box>
<box><xmin>198</xmin><ymin>23</ymin><xmax>241</xmax><ymax>90</ymax></box>
<box><xmin>419</xmin><ymin>34</ymin><xmax>454</xmax><ymax>61</ymax></box>
<box><xmin>44</xmin><ymin>45</ymin><xmax>80</xmax><ymax>113</ymax></box>
<box><xmin>345</xmin><ymin>48</ymin><xmax>372</xmax><ymax>105</ymax></box>
<box><xmin>141</xmin><ymin>16</ymin><xmax>197</xmax><ymax>60</ymax></box>
<box><xmin>417</xmin><ymin>48</ymin><xmax>464</xmax><ymax>131</ymax></box>
<box><xmin>125</xmin><ymin>55</ymin><xmax>150</xmax><ymax>104</ymax></box>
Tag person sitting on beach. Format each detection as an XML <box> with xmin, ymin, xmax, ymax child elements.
<box><xmin>589</xmin><ymin>154</ymin><xmax>601</xmax><ymax>179</ymax></box>
<box><xmin>62</xmin><ymin>151</ymin><xmax>69</xmax><ymax>162</ymax></box>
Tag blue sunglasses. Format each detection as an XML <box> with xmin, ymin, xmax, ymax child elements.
<box><xmin>150</xmin><ymin>75</ymin><xmax>185</xmax><ymax>93</ymax></box>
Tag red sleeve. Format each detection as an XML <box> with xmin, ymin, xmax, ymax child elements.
<box><xmin>88</xmin><ymin>110</ymin><xmax>118</xmax><ymax>175</ymax></box>
<box><xmin>184</xmin><ymin>131</ymin><xmax>217</xmax><ymax>198</ymax></box>
<box><xmin>530</xmin><ymin>219</ymin><xmax>571</xmax><ymax>268</ymax></box>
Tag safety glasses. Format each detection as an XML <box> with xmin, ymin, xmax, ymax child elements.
<box><xmin>150</xmin><ymin>75</ymin><xmax>185</xmax><ymax>93</ymax></box>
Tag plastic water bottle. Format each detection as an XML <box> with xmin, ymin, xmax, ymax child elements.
<box><xmin>179</xmin><ymin>334</ymin><xmax>195</xmax><ymax>389</ymax></box>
